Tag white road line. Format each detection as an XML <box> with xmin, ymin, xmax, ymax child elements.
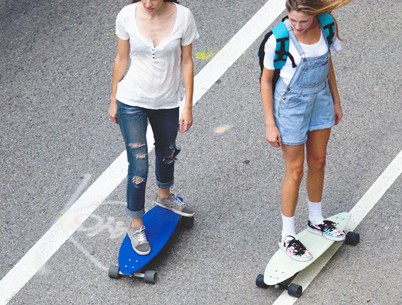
<box><xmin>192</xmin><ymin>0</ymin><xmax>285</xmax><ymax>104</ymax></box>
<box><xmin>272</xmin><ymin>149</ymin><xmax>402</xmax><ymax>304</ymax></box>
<box><xmin>63</xmin><ymin>175</ymin><xmax>109</xmax><ymax>272</ymax></box>
<box><xmin>0</xmin><ymin>155</ymin><xmax>128</xmax><ymax>305</ymax></box>
<box><xmin>0</xmin><ymin>1</ymin><xmax>286</xmax><ymax>304</ymax></box>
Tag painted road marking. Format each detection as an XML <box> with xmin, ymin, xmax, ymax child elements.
<box><xmin>272</xmin><ymin>149</ymin><xmax>402</xmax><ymax>304</ymax></box>
<box><xmin>191</xmin><ymin>0</ymin><xmax>285</xmax><ymax>105</ymax></box>
<box><xmin>64</xmin><ymin>176</ymin><xmax>124</xmax><ymax>272</ymax></box>
<box><xmin>0</xmin><ymin>0</ymin><xmax>287</xmax><ymax>304</ymax></box>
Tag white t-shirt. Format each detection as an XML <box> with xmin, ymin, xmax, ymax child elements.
<box><xmin>115</xmin><ymin>3</ymin><xmax>199</xmax><ymax>109</ymax></box>
<box><xmin>263</xmin><ymin>31</ymin><xmax>341</xmax><ymax>85</ymax></box>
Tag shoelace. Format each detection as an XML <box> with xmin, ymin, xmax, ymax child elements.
<box><xmin>170</xmin><ymin>195</ymin><xmax>185</xmax><ymax>207</ymax></box>
<box><xmin>135</xmin><ymin>226</ymin><xmax>147</xmax><ymax>244</ymax></box>
<box><xmin>285</xmin><ymin>236</ymin><xmax>307</xmax><ymax>254</ymax></box>
<box><xmin>321</xmin><ymin>220</ymin><xmax>337</xmax><ymax>230</ymax></box>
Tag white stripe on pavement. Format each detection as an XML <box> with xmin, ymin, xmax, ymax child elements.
<box><xmin>0</xmin><ymin>1</ymin><xmax>286</xmax><ymax>304</ymax></box>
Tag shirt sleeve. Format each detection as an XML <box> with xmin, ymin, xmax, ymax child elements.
<box><xmin>263</xmin><ymin>35</ymin><xmax>277</xmax><ymax>70</ymax></box>
<box><xmin>331</xmin><ymin>36</ymin><xmax>342</xmax><ymax>52</ymax></box>
<box><xmin>115</xmin><ymin>8</ymin><xmax>129</xmax><ymax>40</ymax></box>
<box><xmin>182</xmin><ymin>9</ymin><xmax>200</xmax><ymax>46</ymax></box>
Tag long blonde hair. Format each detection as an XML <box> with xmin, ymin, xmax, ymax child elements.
<box><xmin>286</xmin><ymin>0</ymin><xmax>352</xmax><ymax>39</ymax></box>
<box><xmin>286</xmin><ymin>0</ymin><xmax>352</xmax><ymax>15</ymax></box>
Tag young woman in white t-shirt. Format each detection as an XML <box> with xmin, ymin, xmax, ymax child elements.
<box><xmin>108</xmin><ymin>0</ymin><xmax>199</xmax><ymax>255</ymax></box>
<box><xmin>260</xmin><ymin>0</ymin><xmax>352</xmax><ymax>261</ymax></box>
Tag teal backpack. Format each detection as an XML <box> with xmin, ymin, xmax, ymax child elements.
<box><xmin>258</xmin><ymin>13</ymin><xmax>336</xmax><ymax>87</ymax></box>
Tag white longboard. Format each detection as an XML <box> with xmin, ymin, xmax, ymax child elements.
<box><xmin>263</xmin><ymin>212</ymin><xmax>351</xmax><ymax>286</ymax></box>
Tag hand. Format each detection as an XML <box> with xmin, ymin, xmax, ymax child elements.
<box><xmin>266</xmin><ymin>125</ymin><xmax>282</xmax><ymax>148</ymax></box>
<box><xmin>108</xmin><ymin>99</ymin><xmax>118</xmax><ymax>124</ymax></box>
<box><xmin>179</xmin><ymin>108</ymin><xmax>193</xmax><ymax>133</ymax></box>
<box><xmin>334</xmin><ymin>100</ymin><xmax>343</xmax><ymax>125</ymax></box>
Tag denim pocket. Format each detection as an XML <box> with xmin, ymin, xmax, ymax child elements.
<box><xmin>281</xmin><ymin>95</ymin><xmax>304</xmax><ymax>109</ymax></box>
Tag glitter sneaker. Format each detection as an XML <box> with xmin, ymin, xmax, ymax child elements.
<box><xmin>278</xmin><ymin>235</ymin><xmax>313</xmax><ymax>262</ymax></box>
<box><xmin>308</xmin><ymin>220</ymin><xmax>346</xmax><ymax>241</ymax></box>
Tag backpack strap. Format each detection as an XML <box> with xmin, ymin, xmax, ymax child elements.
<box><xmin>271</xmin><ymin>22</ymin><xmax>289</xmax><ymax>69</ymax></box>
<box><xmin>258</xmin><ymin>31</ymin><xmax>273</xmax><ymax>78</ymax></box>
<box><xmin>271</xmin><ymin>13</ymin><xmax>335</xmax><ymax>69</ymax></box>
<box><xmin>317</xmin><ymin>13</ymin><xmax>336</xmax><ymax>49</ymax></box>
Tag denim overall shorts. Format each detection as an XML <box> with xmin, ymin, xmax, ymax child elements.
<box><xmin>273</xmin><ymin>22</ymin><xmax>335</xmax><ymax>146</ymax></box>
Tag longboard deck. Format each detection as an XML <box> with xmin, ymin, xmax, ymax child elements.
<box><xmin>264</xmin><ymin>212</ymin><xmax>351</xmax><ymax>285</ymax></box>
<box><xmin>118</xmin><ymin>205</ymin><xmax>180</xmax><ymax>275</ymax></box>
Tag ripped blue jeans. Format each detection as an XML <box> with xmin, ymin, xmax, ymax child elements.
<box><xmin>117</xmin><ymin>102</ymin><xmax>180</xmax><ymax>218</ymax></box>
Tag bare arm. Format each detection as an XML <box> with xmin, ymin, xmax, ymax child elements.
<box><xmin>108</xmin><ymin>38</ymin><xmax>130</xmax><ymax>124</ymax></box>
<box><xmin>261</xmin><ymin>68</ymin><xmax>281</xmax><ymax>147</ymax></box>
<box><xmin>328</xmin><ymin>55</ymin><xmax>343</xmax><ymax>125</ymax></box>
<box><xmin>179</xmin><ymin>44</ymin><xmax>195</xmax><ymax>133</ymax></box>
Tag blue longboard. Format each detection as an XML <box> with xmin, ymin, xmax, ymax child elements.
<box><xmin>109</xmin><ymin>203</ymin><xmax>194</xmax><ymax>284</ymax></box>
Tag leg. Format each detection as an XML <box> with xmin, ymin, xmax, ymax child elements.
<box><xmin>279</xmin><ymin>144</ymin><xmax>313</xmax><ymax>262</ymax></box>
<box><xmin>117</xmin><ymin>103</ymin><xmax>149</xmax><ymax>226</ymax></box>
<box><xmin>117</xmin><ymin>103</ymin><xmax>151</xmax><ymax>255</ymax></box>
<box><xmin>147</xmin><ymin>108</ymin><xmax>180</xmax><ymax>197</ymax></box>
<box><xmin>306</xmin><ymin>128</ymin><xmax>331</xmax><ymax>202</ymax></box>
<box><xmin>305</xmin><ymin>128</ymin><xmax>345</xmax><ymax>241</ymax></box>
<box><xmin>281</xmin><ymin>144</ymin><xmax>305</xmax><ymax>217</ymax></box>
<box><xmin>148</xmin><ymin>108</ymin><xmax>194</xmax><ymax>217</ymax></box>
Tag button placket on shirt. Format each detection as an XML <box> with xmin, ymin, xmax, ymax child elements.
<box><xmin>151</xmin><ymin>47</ymin><xmax>155</xmax><ymax>60</ymax></box>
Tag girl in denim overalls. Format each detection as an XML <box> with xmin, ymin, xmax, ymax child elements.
<box><xmin>261</xmin><ymin>0</ymin><xmax>352</xmax><ymax>261</ymax></box>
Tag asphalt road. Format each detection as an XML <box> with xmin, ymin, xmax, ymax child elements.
<box><xmin>1</xmin><ymin>0</ymin><xmax>401</xmax><ymax>304</ymax></box>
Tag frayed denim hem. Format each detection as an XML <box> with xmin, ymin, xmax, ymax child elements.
<box><xmin>157</xmin><ymin>179</ymin><xmax>174</xmax><ymax>189</ymax></box>
<box><xmin>126</xmin><ymin>207</ymin><xmax>145</xmax><ymax>218</ymax></box>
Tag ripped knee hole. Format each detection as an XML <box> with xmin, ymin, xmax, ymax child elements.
<box><xmin>162</xmin><ymin>145</ymin><xmax>181</xmax><ymax>164</ymax></box>
<box><xmin>129</xmin><ymin>143</ymin><xmax>146</xmax><ymax>149</ymax></box>
<box><xmin>133</xmin><ymin>176</ymin><xmax>144</xmax><ymax>184</ymax></box>
<box><xmin>136</xmin><ymin>153</ymin><xmax>147</xmax><ymax>159</ymax></box>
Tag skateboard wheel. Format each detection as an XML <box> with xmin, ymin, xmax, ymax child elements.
<box><xmin>287</xmin><ymin>284</ymin><xmax>302</xmax><ymax>298</ymax></box>
<box><xmin>108</xmin><ymin>265</ymin><xmax>120</xmax><ymax>279</ymax></box>
<box><xmin>256</xmin><ymin>274</ymin><xmax>268</xmax><ymax>289</ymax></box>
<box><xmin>181</xmin><ymin>216</ymin><xmax>194</xmax><ymax>229</ymax></box>
<box><xmin>345</xmin><ymin>232</ymin><xmax>360</xmax><ymax>246</ymax></box>
<box><xmin>144</xmin><ymin>270</ymin><xmax>157</xmax><ymax>284</ymax></box>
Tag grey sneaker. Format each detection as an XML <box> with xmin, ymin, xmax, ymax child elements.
<box><xmin>128</xmin><ymin>225</ymin><xmax>151</xmax><ymax>255</ymax></box>
<box><xmin>155</xmin><ymin>194</ymin><xmax>195</xmax><ymax>217</ymax></box>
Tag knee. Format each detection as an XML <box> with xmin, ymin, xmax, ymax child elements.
<box><xmin>287</xmin><ymin>166</ymin><xmax>304</xmax><ymax>183</ymax></box>
<box><xmin>308</xmin><ymin>156</ymin><xmax>326</xmax><ymax>172</ymax></box>
<box><xmin>128</xmin><ymin>142</ymin><xmax>148</xmax><ymax>162</ymax></box>
<box><xmin>131</xmin><ymin>176</ymin><xmax>146</xmax><ymax>187</ymax></box>
<box><xmin>127</xmin><ymin>142</ymin><xmax>148</xmax><ymax>185</ymax></box>
<box><xmin>158</xmin><ymin>143</ymin><xmax>181</xmax><ymax>165</ymax></box>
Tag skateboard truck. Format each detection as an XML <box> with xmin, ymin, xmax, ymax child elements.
<box><xmin>256</xmin><ymin>274</ymin><xmax>303</xmax><ymax>298</ymax></box>
<box><xmin>108</xmin><ymin>264</ymin><xmax>158</xmax><ymax>284</ymax></box>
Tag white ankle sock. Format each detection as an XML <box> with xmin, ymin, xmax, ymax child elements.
<box><xmin>308</xmin><ymin>200</ymin><xmax>324</xmax><ymax>225</ymax></box>
<box><xmin>281</xmin><ymin>214</ymin><xmax>296</xmax><ymax>240</ymax></box>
